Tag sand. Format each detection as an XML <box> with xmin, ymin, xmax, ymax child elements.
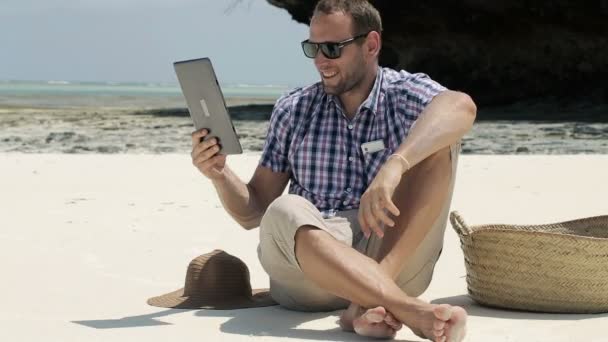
<box><xmin>1</xmin><ymin>153</ymin><xmax>607</xmax><ymax>341</ymax></box>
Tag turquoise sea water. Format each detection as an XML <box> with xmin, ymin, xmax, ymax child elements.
<box><xmin>0</xmin><ymin>80</ymin><xmax>290</xmax><ymax>98</ymax></box>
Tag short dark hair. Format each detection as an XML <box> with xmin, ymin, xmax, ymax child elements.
<box><xmin>313</xmin><ymin>0</ymin><xmax>383</xmax><ymax>36</ymax></box>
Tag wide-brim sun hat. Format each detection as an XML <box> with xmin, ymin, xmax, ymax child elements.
<box><xmin>147</xmin><ymin>249</ymin><xmax>277</xmax><ymax>310</ymax></box>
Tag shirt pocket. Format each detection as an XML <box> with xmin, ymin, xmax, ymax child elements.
<box><xmin>362</xmin><ymin>145</ymin><xmax>391</xmax><ymax>183</ymax></box>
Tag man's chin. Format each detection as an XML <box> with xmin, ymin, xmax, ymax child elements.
<box><xmin>321</xmin><ymin>81</ymin><xmax>340</xmax><ymax>95</ymax></box>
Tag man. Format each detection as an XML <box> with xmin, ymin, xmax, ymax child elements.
<box><xmin>191</xmin><ymin>0</ymin><xmax>475</xmax><ymax>340</ymax></box>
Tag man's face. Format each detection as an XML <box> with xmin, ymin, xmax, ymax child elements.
<box><xmin>308</xmin><ymin>12</ymin><xmax>368</xmax><ymax>95</ymax></box>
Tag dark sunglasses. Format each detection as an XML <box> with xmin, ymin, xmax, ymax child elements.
<box><xmin>301</xmin><ymin>32</ymin><xmax>370</xmax><ymax>59</ymax></box>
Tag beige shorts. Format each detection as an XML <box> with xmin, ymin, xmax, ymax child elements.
<box><xmin>257</xmin><ymin>143</ymin><xmax>460</xmax><ymax>311</ymax></box>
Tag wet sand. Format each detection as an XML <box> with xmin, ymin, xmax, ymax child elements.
<box><xmin>1</xmin><ymin>103</ymin><xmax>607</xmax><ymax>154</ymax></box>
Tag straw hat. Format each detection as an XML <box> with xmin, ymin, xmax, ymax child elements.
<box><xmin>147</xmin><ymin>249</ymin><xmax>277</xmax><ymax>309</ymax></box>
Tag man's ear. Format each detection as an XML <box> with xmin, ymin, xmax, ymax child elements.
<box><xmin>366</xmin><ymin>31</ymin><xmax>382</xmax><ymax>58</ymax></box>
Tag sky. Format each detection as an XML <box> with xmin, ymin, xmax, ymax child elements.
<box><xmin>0</xmin><ymin>0</ymin><xmax>319</xmax><ymax>86</ymax></box>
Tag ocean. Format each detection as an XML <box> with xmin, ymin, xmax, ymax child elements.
<box><xmin>0</xmin><ymin>80</ymin><xmax>606</xmax><ymax>154</ymax></box>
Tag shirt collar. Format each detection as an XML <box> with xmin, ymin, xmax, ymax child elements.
<box><xmin>360</xmin><ymin>66</ymin><xmax>384</xmax><ymax>115</ymax></box>
<box><xmin>327</xmin><ymin>66</ymin><xmax>384</xmax><ymax>116</ymax></box>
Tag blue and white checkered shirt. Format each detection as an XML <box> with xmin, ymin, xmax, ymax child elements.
<box><xmin>260</xmin><ymin>67</ymin><xmax>446</xmax><ymax>213</ymax></box>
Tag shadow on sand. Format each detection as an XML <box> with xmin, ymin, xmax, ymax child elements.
<box><xmin>194</xmin><ymin>306</ymin><xmax>419</xmax><ymax>341</ymax></box>
<box><xmin>72</xmin><ymin>306</ymin><xmax>419</xmax><ymax>341</ymax></box>
<box><xmin>432</xmin><ymin>294</ymin><xmax>608</xmax><ymax>321</ymax></box>
<box><xmin>73</xmin><ymin>294</ymin><xmax>606</xmax><ymax>338</ymax></box>
<box><xmin>72</xmin><ymin>309</ymin><xmax>184</xmax><ymax>329</ymax></box>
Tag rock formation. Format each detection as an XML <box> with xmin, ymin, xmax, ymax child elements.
<box><xmin>267</xmin><ymin>0</ymin><xmax>608</xmax><ymax>111</ymax></box>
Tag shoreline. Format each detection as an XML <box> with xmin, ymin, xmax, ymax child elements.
<box><xmin>2</xmin><ymin>95</ymin><xmax>607</xmax><ymax>122</ymax></box>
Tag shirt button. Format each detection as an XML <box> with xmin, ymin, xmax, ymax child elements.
<box><xmin>348</xmin><ymin>156</ymin><xmax>354</xmax><ymax>162</ymax></box>
<box><xmin>347</xmin><ymin>124</ymin><xmax>354</xmax><ymax>130</ymax></box>
<box><xmin>342</xmin><ymin>200</ymin><xmax>348</xmax><ymax>206</ymax></box>
<box><xmin>346</xmin><ymin>187</ymin><xmax>352</xmax><ymax>193</ymax></box>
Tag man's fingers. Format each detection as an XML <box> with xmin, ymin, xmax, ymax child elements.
<box><xmin>191</xmin><ymin>129</ymin><xmax>208</xmax><ymax>147</ymax></box>
<box><xmin>191</xmin><ymin>137</ymin><xmax>219</xmax><ymax>159</ymax></box>
<box><xmin>375</xmin><ymin>206</ymin><xmax>395</xmax><ymax>228</ymax></box>
<box><xmin>375</xmin><ymin>195</ymin><xmax>398</xmax><ymax>227</ymax></box>
<box><xmin>359</xmin><ymin>196</ymin><xmax>384</xmax><ymax>238</ymax></box>
<box><xmin>358</xmin><ymin>209</ymin><xmax>371</xmax><ymax>239</ymax></box>
<box><xmin>384</xmin><ymin>194</ymin><xmax>400</xmax><ymax>217</ymax></box>
<box><xmin>365</xmin><ymin>197</ymin><xmax>389</xmax><ymax>237</ymax></box>
<box><xmin>193</xmin><ymin>144</ymin><xmax>220</xmax><ymax>165</ymax></box>
<box><xmin>360</xmin><ymin>201</ymin><xmax>378</xmax><ymax>239</ymax></box>
<box><xmin>369</xmin><ymin>222</ymin><xmax>384</xmax><ymax>238</ymax></box>
<box><xmin>193</xmin><ymin>144</ymin><xmax>221</xmax><ymax>167</ymax></box>
<box><xmin>362</xmin><ymin>203</ymin><xmax>380</xmax><ymax>238</ymax></box>
<box><xmin>366</xmin><ymin>207</ymin><xmax>384</xmax><ymax>238</ymax></box>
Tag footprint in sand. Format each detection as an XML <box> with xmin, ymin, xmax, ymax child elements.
<box><xmin>65</xmin><ymin>198</ymin><xmax>91</xmax><ymax>205</ymax></box>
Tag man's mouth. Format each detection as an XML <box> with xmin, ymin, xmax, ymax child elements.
<box><xmin>321</xmin><ymin>70</ymin><xmax>338</xmax><ymax>79</ymax></box>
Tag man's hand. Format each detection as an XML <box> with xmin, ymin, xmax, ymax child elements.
<box><xmin>191</xmin><ymin>128</ymin><xmax>227</xmax><ymax>181</ymax></box>
<box><xmin>358</xmin><ymin>157</ymin><xmax>407</xmax><ymax>238</ymax></box>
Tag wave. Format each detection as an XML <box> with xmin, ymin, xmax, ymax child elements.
<box><xmin>226</xmin><ymin>83</ymin><xmax>289</xmax><ymax>89</ymax></box>
<box><xmin>47</xmin><ymin>80</ymin><xmax>71</xmax><ymax>85</ymax></box>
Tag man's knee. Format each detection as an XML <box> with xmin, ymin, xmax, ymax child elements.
<box><xmin>397</xmin><ymin>254</ymin><xmax>440</xmax><ymax>297</ymax></box>
<box><xmin>258</xmin><ymin>194</ymin><xmax>322</xmax><ymax>277</ymax></box>
<box><xmin>260</xmin><ymin>194</ymin><xmax>309</xmax><ymax>235</ymax></box>
<box><xmin>262</xmin><ymin>194</ymin><xmax>303</xmax><ymax>221</ymax></box>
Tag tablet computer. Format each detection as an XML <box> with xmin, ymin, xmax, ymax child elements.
<box><xmin>174</xmin><ymin>57</ymin><xmax>242</xmax><ymax>155</ymax></box>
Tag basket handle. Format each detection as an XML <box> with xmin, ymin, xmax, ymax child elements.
<box><xmin>450</xmin><ymin>211</ymin><xmax>472</xmax><ymax>237</ymax></box>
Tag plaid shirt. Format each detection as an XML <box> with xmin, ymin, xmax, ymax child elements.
<box><xmin>260</xmin><ymin>67</ymin><xmax>446</xmax><ymax>213</ymax></box>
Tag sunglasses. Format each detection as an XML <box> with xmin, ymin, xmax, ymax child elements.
<box><xmin>301</xmin><ymin>32</ymin><xmax>370</xmax><ymax>59</ymax></box>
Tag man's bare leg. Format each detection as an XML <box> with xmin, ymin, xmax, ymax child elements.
<box><xmin>296</xmin><ymin>226</ymin><xmax>466</xmax><ymax>341</ymax></box>
<box><xmin>342</xmin><ymin>147</ymin><xmax>457</xmax><ymax>338</ymax></box>
<box><xmin>295</xmin><ymin>148</ymin><xmax>466</xmax><ymax>341</ymax></box>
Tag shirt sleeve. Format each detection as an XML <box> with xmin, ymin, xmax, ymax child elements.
<box><xmin>401</xmin><ymin>72</ymin><xmax>447</xmax><ymax>115</ymax></box>
<box><xmin>259</xmin><ymin>99</ymin><xmax>292</xmax><ymax>173</ymax></box>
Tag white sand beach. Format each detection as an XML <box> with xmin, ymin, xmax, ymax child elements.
<box><xmin>1</xmin><ymin>153</ymin><xmax>607</xmax><ymax>342</ymax></box>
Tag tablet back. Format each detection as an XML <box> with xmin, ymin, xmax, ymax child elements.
<box><xmin>174</xmin><ymin>57</ymin><xmax>242</xmax><ymax>154</ymax></box>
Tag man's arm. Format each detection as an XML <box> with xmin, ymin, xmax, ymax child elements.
<box><xmin>344</xmin><ymin>90</ymin><xmax>476</xmax><ymax>324</ymax></box>
<box><xmin>390</xmin><ymin>90</ymin><xmax>476</xmax><ymax>171</ymax></box>
<box><xmin>191</xmin><ymin>128</ymin><xmax>290</xmax><ymax>230</ymax></box>
<box><xmin>212</xmin><ymin>164</ymin><xmax>290</xmax><ymax>230</ymax></box>
<box><xmin>358</xmin><ymin>90</ymin><xmax>477</xmax><ymax>277</ymax></box>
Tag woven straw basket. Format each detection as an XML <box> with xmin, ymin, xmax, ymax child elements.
<box><xmin>450</xmin><ymin>211</ymin><xmax>608</xmax><ymax>313</ymax></box>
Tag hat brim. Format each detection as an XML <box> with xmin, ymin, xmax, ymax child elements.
<box><xmin>147</xmin><ymin>287</ymin><xmax>277</xmax><ymax>310</ymax></box>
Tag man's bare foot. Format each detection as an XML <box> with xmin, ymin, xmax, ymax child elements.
<box><xmin>340</xmin><ymin>305</ymin><xmax>402</xmax><ymax>339</ymax></box>
<box><xmin>404</xmin><ymin>303</ymin><xmax>467</xmax><ymax>342</ymax></box>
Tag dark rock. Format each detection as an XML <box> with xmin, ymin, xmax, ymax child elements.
<box><xmin>64</xmin><ymin>145</ymin><xmax>94</xmax><ymax>153</ymax></box>
<box><xmin>132</xmin><ymin>108</ymin><xmax>189</xmax><ymax>117</ymax></box>
<box><xmin>134</xmin><ymin>104</ymin><xmax>274</xmax><ymax>121</ymax></box>
<box><xmin>267</xmin><ymin>0</ymin><xmax>608</xmax><ymax>108</ymax></box>
<box><xmin>46</xmin><ymin>131</ymin><xmax>76</xmax><ymax>143</ymax></box>
<box><xmin>516</xmin><ymin>146</ymin><xmax>530</xmax><ymax>153</ymax></box>
<box><xmin>96</xmin><ymin>146</ymin><xmax>122</xmax><ymax>153</ymax></box>
<box><xmin>572</xmin><ymin>123</ymin><xmax>608</xmax><ymax>139</ymax></box>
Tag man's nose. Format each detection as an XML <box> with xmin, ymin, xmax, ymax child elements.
<box><xmin>314</xmin><ymin>50</ymin><xmax>330</xmax><ymax>66</ymax></box>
